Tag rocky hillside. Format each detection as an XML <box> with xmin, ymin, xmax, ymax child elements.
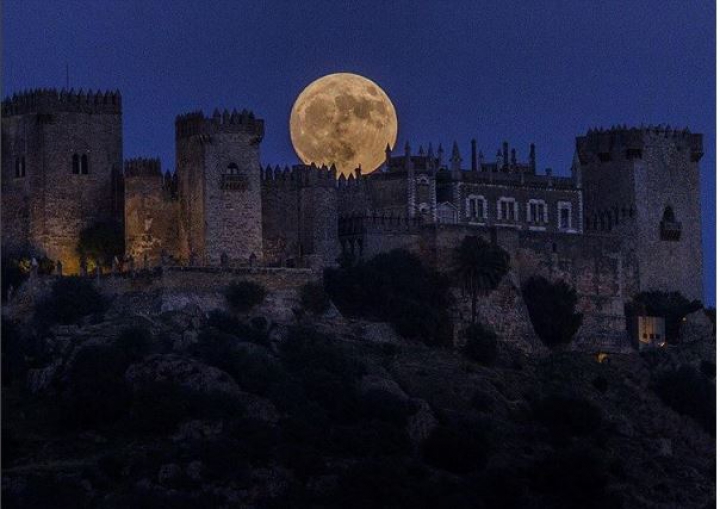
<box><xmin>2</xmin><ymin>279</ymin><xmax>716</xmax><ymax>508</ymax></box>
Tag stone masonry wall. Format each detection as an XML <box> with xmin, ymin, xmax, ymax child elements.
<box><xmin>124</xmin><ymin>161</ymin><xmax>179</xmax><ymax>264</ymax></box>
<box><xmin>2</xmin><ymin>91</ymin><xmax>123</xmax><ymax>273</ymax></box>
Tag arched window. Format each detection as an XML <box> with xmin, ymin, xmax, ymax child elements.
<box><xmin>81</xmin><ymin>154</ymin><xmax>89</xmax><ymax>174</ymax></box>
<box><xmin>557</xmin><ymin>201</ymin><xmax>573</xmax><ymax>231</ymax></box>
<box><xmin>660</xmin><ymin>206</ymin><xmax>681</xmax><ymax>241</ymax></box>
<box><xmin>527</xmin><ymin>199</ymin><xmax>548</xmax><ymax>224</ymax></box>
<box><xmin>497</xmin><ymin>197</ymin><xmax>518</xmax><ymax>222</ymax></box>
<box><xmin>466</xmin><ymin>194</ymin><xmax>487</xmax><ymax>222</ymax></box>
<box><xmin>662</xmin><ymin>206</ymin><xmax>676</xmax><ymax>223</ymax></box>
<box><xmin>226</xmin><ymin>162</ymin><xmax>239</xmax><ymax>174</ymax></box>
<box><xmin>72</xmin><ymin>154</ymin><xmax>80</xmax><ymax>174</ymax></box>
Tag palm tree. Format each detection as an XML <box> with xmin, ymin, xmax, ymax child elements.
<box><xmin>452</xmin><ymin>236</ymin><xmax>510</xmax><ymax>324</ymax></box>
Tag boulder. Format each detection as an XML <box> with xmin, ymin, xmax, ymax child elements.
<box><xmin>125</xmin><ymin>354</ymin><xmax>241</xmax><ymax>398</ymax></box>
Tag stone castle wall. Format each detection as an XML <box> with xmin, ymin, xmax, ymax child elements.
<box><xmin>1</xmin><ymin>90</ymin><xmax>123</xmax><ymax>273</ymax></box>
<box><xmin>577</xmin><ymin>127</ymin><xmax>704</xmax><ymax>301</ymax></box>
<box><xmin>175</xmin><ymin>110</ymin><xmax>265</xmax><ymax>265</ymax></box>
<box><xmin>124</xmin><ymin>158</ymin><xmax>179</xmax><ymax>264</ymax></box>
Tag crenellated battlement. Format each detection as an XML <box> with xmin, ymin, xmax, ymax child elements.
<box><xmin>2</xmin><ymin>88</ymin><xmax>121</xmax><ymax>116</ymax></box>
<box><xmin>261</xmin><ymin>163</ymin><xmax>338</xmax><ymax>188</ymax></box>
<box><xmin>576</xmin><ymin>125</ymin><xmax>703</xmax><ymax>163</ymax></box>
<box><xmin>124</xmin><ymin>157</ymin><xmax>162</xmax><ymax>178</ymax></box>
<box><xmin>339</xmin><ymin>211</ymin><xmax>422</xmax><ymax>236</ymax></box>
<box><xmin>175</xmin><ymin>108</ymin><xmax>264</xmax><ymax>140</ymax></box>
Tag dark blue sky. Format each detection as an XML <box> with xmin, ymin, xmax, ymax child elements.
<box><xmin>3</xmin><ymin>0</ymin><xmax>715</xmax><ymax>304</ymax></box>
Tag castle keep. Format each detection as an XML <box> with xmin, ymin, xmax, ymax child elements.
<box><xmin>1</xmin><ymin>88</ymin><xmax>705</xmax><ymax>349</ymax></box>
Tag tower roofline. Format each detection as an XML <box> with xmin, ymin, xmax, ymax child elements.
<box><xmin>2</xmin><ymin>88</ymin><xmax>121</xmax><ymax>116</ymax></box>
<box><xmin>175</xmin><ymin>108</ymin><xmax>264</xmax><ymax>140</ymax></box>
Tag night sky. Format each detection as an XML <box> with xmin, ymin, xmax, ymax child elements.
<box><xmin>3</xmin><ymin>0</ymin><xmax>715</xmax><ymax>304</ymax></box>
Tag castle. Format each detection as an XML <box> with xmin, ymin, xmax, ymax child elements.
<box><xmin>1</xmin><ymin>89</ymin><xmax>705</xmax><ymax>350</ymax></box>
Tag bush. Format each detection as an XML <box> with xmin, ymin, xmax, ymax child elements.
<box><xmin>190</xmin><ymin>329</ymin><xmax>280</xmax><ymax>395</ymax></box>
<box><xmin>205</xmin><ymin>310</ymin><xmax>269</xmax><ymax>345</ymax></box>
<box><xmin>115</xmin><ymin>326</ymin><xmax>153</xmax><ymax>362</ymax></box>
<box><xmin>626</xmin><ymin>291</ymin><xmax>703</xmax><ymax>343</ymax></box>
<box><xmin>462</xmin><ymin>323</ymin><xmax>498</xmax><ymax>366</ymax></box>
<box><xmin>225</xmin><ymin>281</ymin><xmax>267</xmax><ymax>313</ymax></box>
<box><xmin>279</xmin><ymin>326</ymin><xmax>362</xmax><ymax>421</ymax></box>
<box><xmin>654</xmin><ymin>365</ymin><xmax>715</xmax><ymax>435</ymax></box>
<box><xmin>530</xmin><ymin>446</ymin><xmax>621</xmax><ymax>509</ymax></box>
<box><xmin>522</xmin><ymin>276</ymin><xmax>583</xmax><ymax>348</ymax></box>
<box><xmin>62</xmin><ymin>344</ymin><xmax>131</xmax><ymax>429</ymax></box>
<box><xmin>325</xmin><ymin>249</ymin><xmax>453</xmax><ymax>345</ymax></box>
<box><xmin>534</xmin><ymin>395</ymin><xmax>603</xmax><ymax>441</ymax></box>
<box><xmin>35</xmin><ymin>277</ymin><xmax>108</xmax><ymax>327</ymax></box>
<box><xmin>422</xmin><ymin>424</ymin><xmax>488</xmax><ymax>474</ymax></box>
<box><xmin>300</xmin><ymin>281</ymin><xmax>331</xmax><ymax>314</ymax></box>
<box><xmin>592</xmin><ymin>375</ymin><xmax>609</xmax><ymax>394</ymax></box>
<box><xmin>77</xmin><ymin>219</ymin><xmax>124</xmax><ymax>269</ymax></box>
<box><xmin>2</xmin><ymin>254</ymin><xmax>54</xmax><ymax>301</ymax></box>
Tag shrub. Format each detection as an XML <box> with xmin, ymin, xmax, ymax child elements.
<box><xmin>422</xmin><ymin>424</ymin><xmax>488</xmax><ymax>474</ymax></box>
<box><xmin>2</xmin><ymin>254</ymin><xmax>54</xmax><ymax>301</ymax></box>
<box><xmin>626</xmin><ymin>291</ymin><xmax>703</xmax><ymax>343</ymax></box>
<box><xmin>522</xmin><ymin>276</ymin><xmax>583</xmax><ymax>348</ymax></box>
<box><xmin>325</xmin><ymin>249</ymin><xmax>453</xmax><ymax>345</ymax></box>
<box><xmin>35</xmin><ymin>277</ymin><xmax>108</xmax><ymax>327</ymax></box>
<box><xmin>225</xmin><ymin>281</ymin><xmax>267</xmax><ymax>313</ymax></box>
<box><xmin>530</xmin><ymin>446</ymin><xmax>621</xmax><ymax>509</ymax></box>
<box><xmin>205</xmin><ymin>310</ymin><xmax>269</xmax><ymax>345</ymax></box>
<box><xmin>654</xmin><ymin>365</ymin><xmax>715</xmax><ymax>435</ymax></box>
<box><xmin>115</xmin><ymin>326</ymin><xmax>153</xmax><ymax>362</ymax></box>
<box><xmin>533</xmin><ymin>395</ymin><xmax>603</xmax><ymax>441</ymax></box>
<box><xmin>462</xmin><ymin>323</ymin><xmax>498</xmax><ymax>366</ymax></box>
<box><xmin>700</xmin><ymin>360</ymin><xmax>716</xmax><ymax>379</ymax></box>
<box><xmin>77</xmin><ymin>219</ymin><xmax>125</xmax><ymax>268</ymax></box>
<box><xmin>279</xmin><ymin>326</ymin><xmax>362</xmax><ymax>421</ymax></box>
<box><xmin>592</xmin><ymin>375</ymin><xmax>609</xmax><ymax>394</ymax></box>
<box><xmin>62</xmin><ymin>344</ymin><xmax>131</xmax><ymax>429</ymax></box>
<box><xmin>190</xmin><ymin>329</ymin><xmax>280</xmax><ymax>395</ymax></box>
<box><xmin>359</xmin><ymin>389</ymin><xmax>414</xmax><ymax>425</ymax></box>
<box><xmin>300</xmin><ymin>281</ymin><xmax>331</xmax><ymax>314</ymax></box>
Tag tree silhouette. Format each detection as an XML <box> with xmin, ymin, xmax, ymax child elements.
<box><xmin>452</xmin><ymin>236</ymin><xmax>510</xmax><ymax>324</ymax></box>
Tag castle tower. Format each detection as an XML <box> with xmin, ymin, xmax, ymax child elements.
<box><xmin>1</xmin><ymin>89</ymin><xmax>123</xmax><ymax>272</ymax></box>
<box><xmin>576</xmin><ymin>126</ymin><xmax>704</xmax><ymax>301</ymax></box>
<box><xmin>175</xmin><ymin>108</ymin><xmax>264</xmax><ymax>265</ymax></box>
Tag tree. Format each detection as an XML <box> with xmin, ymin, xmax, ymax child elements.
<box><xmin>225</xmin><ymin>281</ymin><xmax>267</xmax><ymax>313</ymax></box>
<box><xmin>452</xmin><ymin>236</ymin><xmax>510</xmax><ymax>324</ymax></box>
<box><xmin>522</xmin><ymin>276</ymin><xmax>583</xmax><ymax>348</ymax></box>
<box><xmin>77</xmin><ymin>219</ymin><xmax>124</xmax><ymax>269</ymax></box>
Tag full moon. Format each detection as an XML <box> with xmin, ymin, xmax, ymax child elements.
<box><xmin>290</xmin><ymin>73</ymin><xmax>398</xmax><ymax>176</ymax></box>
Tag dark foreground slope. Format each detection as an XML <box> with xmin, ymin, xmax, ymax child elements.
<box><xmin>2</xmin><ymin>291</ymin><xmax>716</xmax><ymax>509</ymax></box>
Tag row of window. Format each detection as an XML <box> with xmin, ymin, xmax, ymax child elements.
<box><xmin>464</xmin><ymin>195</ymin><xmax>574</xmax><ymax>230</ymax></box>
